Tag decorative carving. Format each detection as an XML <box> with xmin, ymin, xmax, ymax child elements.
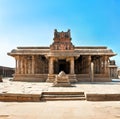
<box><xmin>50</xmin><ymin>29</ymin><xmax>74</xmax><ymax>50</ymax></box>
<box><xmin>54</xmin><ymin>29</ymin><xmax>70</xmax><ymax>39</ymax></box>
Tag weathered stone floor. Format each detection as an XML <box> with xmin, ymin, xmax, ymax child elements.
<box><xmin>0</xmin><ymin>78</ymin><xmax>120</xmax><ymax>94</ymax></box>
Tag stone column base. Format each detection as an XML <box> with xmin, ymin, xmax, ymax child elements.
<box><xmin>68</xmin><ymin>74</ymin><xmax>77</xmax><ymax>83</ymax></box>
<box><xmin>46</xmin><ymin>74</ymin><xmax>55</xmax><ymax>83</ymax></box>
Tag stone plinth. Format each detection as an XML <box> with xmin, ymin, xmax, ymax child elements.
<box><xmin>53</xmin><ymin>71</ymin><xmax>71</xmax><ymax>87</ymax></box>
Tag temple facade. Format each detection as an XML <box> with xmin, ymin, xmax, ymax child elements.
<box><xmin>8</xmin><ymin>29</ymin><xmax>117</xmax><ymax>82</ymax></box>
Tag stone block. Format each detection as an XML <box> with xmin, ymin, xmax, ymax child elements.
<box><xmin>0</xmin><ymin>93</ymin><xmax>41</xmax><ymax>102</ymax></box>
<box><xmin>86</xmin><ymin>93</ymin><xmax>120</xmax><ymax>101</ymax></box>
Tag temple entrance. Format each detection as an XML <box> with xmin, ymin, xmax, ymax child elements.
<box><xmin>54</xmin><ymin>60</ymin><xmax>70</xmax><ymax>74</ymax></box>
<box><xmin>58</xmin><ymin>60</ymin><xmax>70</xmax><ymax>74</ymax></box>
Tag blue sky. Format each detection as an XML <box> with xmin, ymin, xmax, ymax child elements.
<box><xmin>0</xmin><ymin>0</ymin><xmax>120</xmax><ymax>67</ymax></box>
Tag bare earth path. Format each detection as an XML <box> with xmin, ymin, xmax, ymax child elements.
<box><xmin>0</xmin><ymin>101</ymin><xmax>120</xmax><ymax>119</ymax></box>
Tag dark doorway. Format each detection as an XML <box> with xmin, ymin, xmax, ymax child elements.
<box><xmin>58</xmin><ymin>60</ymin><xmax>70</xmax><ymax>74</ymax></box>
<box><xmin>59</xmin><ymin>64</ymin><xmax>66</xmax><ymax>72</ymax></box>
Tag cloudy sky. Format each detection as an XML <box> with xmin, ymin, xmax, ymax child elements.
<box><xmin>0</xmin><ymin>0</ymin><xmax>120</xmax><ymax>67</ymax></box>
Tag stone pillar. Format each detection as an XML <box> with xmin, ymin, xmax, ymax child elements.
<box><xmin>99</xmin><ymin>57</ymin><xmax>102</xmax><ymax>74</ymax></box>
<box><xmin>20</xmin><ymin>57</ymin><xmax>23</xmax><ymax>74</ymax></box>
<box><xmin>21</xmin><ymin>57</ymin><xmax>24</xmax><ymax>74</ymax></box>
<box><xmin>66</xmin><ymin>57</ymin><xmax>77</xmax><ymax>83</ymax></box>
<box><xmin>15</xmin><ymin>56</ymin><xmax>18</xmax><ymax>74</ymax></box>
<box><xmin>70</xmin><ymin>57</ymin><xmax>74</xmax><ymax>74</ymax></box>
<box><xmin>90</xmin><ymin>62</ymin><xmax>94</xmax><ymax>82</ymax></box>
<box><xmin>96</xmin><ymin>58</ymin><xmax>99</xmax><ymax>73</ymax></box>
<box><xmin>49</xmin><ymin>57</ymin><xmax>54</xmax><ymax>74</ymax></box>
<box><xmin>103</xmin><ymin>56</ymin><xmax>107</xmax><ymax>74</ymax></box>
<box><xmin>32</xmin><ymin>55</ymin><xmax>35</xmax><ymax>74</ymax></box>
<box><xmin>94</xmin><ymin>59</ymin><xmax>96</xmax><ymax>74</ymax></box>
<box><xmin>104</xmin><ymin>56</ymin><xmax>109</xmax><ymax>74</ymax></box>
<box><xmin>103</xmin><ymin>56</ymin><xmax>105</xmax><ymax>74</ymax></box>
<box><xmin>27</xmin><ymin>56</ymin><xmax>31</xmax><ymax>74</ymax></box>
<box><xmin>22</xmin><ymin>57</ymin><xmax>25</xmax><ymax>74</ymax></box>
<box><xmin>100</xmin><ymin>56</ymin><xmax>104</xmax><ymax>73</ymax></box>
<box><xmin>24</xmin><ymin>56</ymin><xmax>27</xmax><ymax>74</ymax></box>
<box><xmin>46</xmin><ymin>57</ymin><xmax>55</xmax><ymax>82</ymax></box>
<box><xmin>18</xmin><ymin>56</ymin><xmax>21</xmax><ymax>74</ymax></box>
<box><xmin>88</xmin><ymin>56</ymin><xmax>91</xmax><ymax>73</ymax></box>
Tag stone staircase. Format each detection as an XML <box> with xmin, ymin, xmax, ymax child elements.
<box><xmin>41</xmin><ymin>92</ymin><xmax>86</xmax><ymax>101</ymax></box>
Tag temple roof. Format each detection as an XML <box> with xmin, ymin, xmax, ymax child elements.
<box><xmin>74</xmin><ymin>47</ymin><xmax>116</xmax><ymax>56</ymax></box>
<box><xmin>7</xmin><ymin>30</ymin><xmax>116</xmax><ymax>57</ymax></box>
<box><xmin>8</xmin><ymin>46</ymin><xmax>116</xmax><ymax>57</ymax></box>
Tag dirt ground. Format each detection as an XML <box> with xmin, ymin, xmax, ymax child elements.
<box><xmin>0</xmin><ymin>78</ymin><xmax>120</xmax><ymax>119</ymax></box>
<box><xmin>0</xmin><ymin>101</ymin><xmax>120</xmax><ymax>119</ymax></box>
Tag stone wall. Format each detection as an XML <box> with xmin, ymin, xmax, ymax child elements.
<box><xmin>86</xmin><ymin>93</ymin><xmax>120</xmax><ymax>101</ymax></box>
<box><xmin>0</xmin><ymin>66</ymin><xmax>14</xmax><ymax>77</ymax></box>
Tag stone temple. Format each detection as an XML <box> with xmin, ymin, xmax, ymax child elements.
<box><xmin>8</xmin><ymin>29</ymin><xmax>117</xmax><ymax>82</ymax></box>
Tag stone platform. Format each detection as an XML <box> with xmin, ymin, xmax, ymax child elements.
<box><xmin>0</xmin><ymin>78</ymin><xmax>120</xmax><ymax>101</ymax></box>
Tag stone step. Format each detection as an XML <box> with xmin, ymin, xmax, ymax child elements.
<box><xmin>42</xmin><ymin>94</ymin><xmax>85</xmax><ymax>98</ymax></box>
<box><xmin>41</xmin><ymin>92</ymin><xmax>86</xmax><ymax>101</ymax></box>
<box><xmin>42</xmin><ymin>92</ymin><xmax>84</xmax><ymax>95</ymax></box>
<box><xmin>41</xmin><ymin>97</ymin><xmax>86</xmax><ymax>101</ymax></box>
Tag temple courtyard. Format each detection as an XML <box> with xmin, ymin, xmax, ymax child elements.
<box><xmin>0</xmin><ymin>78</ymin><xmax>120</xmax><ymax>95</ymax></box>
<box><xmin>0</xmin><ymin>78</ymin><xmax>120</xmax><ymax>119</ymax></box>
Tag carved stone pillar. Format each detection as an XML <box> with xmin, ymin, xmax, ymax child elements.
<box><xmin>49</xmin><ymin>57</ymin><xmax>54</xmax><ymax>74</ymax></box>
<box><xmin>104</xmin><ymin>56</ymin><xmax>109</xmax><ymax>74</ymax></box>
<box><xmin>32</xmin><ymin>55</ymin><xmax>35</xmax><ymax>74</ymax></box>
<box><xmin>94</xmin><ymin>59</ymin><xmax>96</xmax><ymax>74</ymax></box>
<box><xmin>15</xmin><ymin>58</ymin><xmax>17</xmax><ymax>74</ymax></box>
<box><xmin>27</xmin><ymin>56</ymin><xmax>31</xmax><ymax>74</ymax></box>
<box><xmin>99</xmin><ymin>57</ymin><xmax>102</xmax><ymax>74</ymax></box>
<box><xmin>24</xmin><ymin>56</ymin><xmax>27</xmax><ymax>74</ymax></box>
<box><xmin>90</xmin><ymin>62</ymin><xmax>94</xmax><ymax>82</ymax></box>
<box><xmin>21</xmin><ymin>57</ymin><xmax>24</xmax><ymax>74</ymax></box>
<box><xmin>70</xmin><ymin>57</ymin><xmax>74</xmax><ymax>74</ymax></box>
<box><xmin>88</xmin><ymin>55</ymin><xmax>91</xmax><ymax>73</ymax></box>
<box><xmin>46</xmin><ymin>57</ymin><xmax>55</xmax><ymax>82</ymax></box>
<box><xmin>102</xmin><ymin>56</ymin><xmax>105</xmax><ymax>74</ymax></box>
<box><xmin>22</xmin><ymin>57</ymin><xmax>25</xmax><ymax>74</ymax></box>
<box><xmin>96</xmin><ymin>58</ymin><xmax>99</xmax><ymax>73</ymax></box>
<box><xmin>21</xmin><ymin>57</ymin><xmax>23</xmax><ymax>74</ymax></box>
<box><xmin>15</xmin><ymin>56</ymin><xmax>19</xmax><ymax>74</ymax></box>
<box><xmin>18</xmin><ymin>56</ymin><xmax>21</xmax><ymax>74</ymax></box>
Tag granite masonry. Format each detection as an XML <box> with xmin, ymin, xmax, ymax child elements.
<box><xmin>8</xmin><ymin>29</ymin><xmax>117</xmax><ymax>82</ymax></box>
